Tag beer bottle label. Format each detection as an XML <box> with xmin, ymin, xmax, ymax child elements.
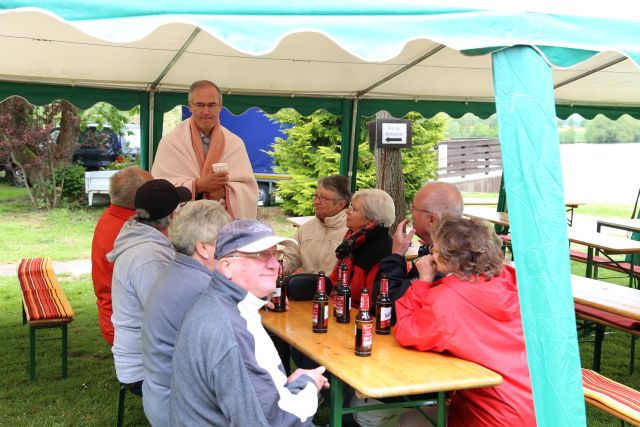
<box><xmin>312</xmin><ymin>304</ymin><xmax>319</xmax><ymax>325</ymax></box>
<box><xmin>362</xmin><ymin>323</ymin><xmax>373</xmax><ymax>348</ymax></box>
<box><xmin>335</xmin><ymin>296</ymin><xmax>344</xmax><ymax>316</ymax></box>
<box><xmin>379</xmin><ymin>307</ymin><xmax>392</xmax><ymax>328</ymax></box>
<box><xmin>272</xmin><ymin>288</ymin><xmax>281</xmax><ymax>298</ymax></box>
<box><xmin>322</xmin><ymin>305</ymin><xmax>329</xmax><ymax>327</ymax></box>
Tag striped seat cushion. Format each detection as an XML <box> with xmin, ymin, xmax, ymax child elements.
<box><xmin>18</xmin><ymin>258</ymin><xmax>74</xmax><ymax>322</ymax></box>
<box><xmin>582</xmin><ymin>368</ymin><xmax>640</xmax><ymax>423</ymax></box>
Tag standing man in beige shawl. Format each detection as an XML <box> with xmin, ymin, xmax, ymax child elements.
<box><xmin>152</xmin><ymin>80</ymin><xmax>258</xmax><ymax>219</ymax></box>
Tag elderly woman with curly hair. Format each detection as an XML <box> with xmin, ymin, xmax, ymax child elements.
<box><xmin>330</xmin><ymin>188</ymin><xmax>394</xmax><ymax>306</ymax></box>
<box><xmin>394</xmin><ymin>215</ymin><xmax>535</xmax><ymax>427</ymax></box>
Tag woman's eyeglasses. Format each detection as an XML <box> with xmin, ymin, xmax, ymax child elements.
<box><xmin>313</xmin><ymin>193</ymin><xmax>339</xmax><ymax>203</ymax></box>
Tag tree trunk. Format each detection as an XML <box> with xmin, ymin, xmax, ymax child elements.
<box><xmin>56</xmin><ymin>101</ymin><xmax>80</xmax><ymax>162</ymax></box>
<box><xmin>375</xmin><ymin>111</ymin><xmax>405</xmax><ymax>234</ymax></box>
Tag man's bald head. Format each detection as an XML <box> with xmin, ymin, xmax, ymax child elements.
<box><xmin>415</xmin><ymin>182</ymin><xmax>464</xmax><ymax>219</ymax></box>
<box><xmin>411</xmin><ymin>181</ymin><xmax>464</xmax><ymax>243</ymax></box>
<box><xmin>109</xmin><ymin>166</ymin><xmax>153</xmax><ymax>209</ymax></box>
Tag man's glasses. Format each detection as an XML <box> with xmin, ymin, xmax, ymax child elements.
<box><xmin>228</xmin><ymin>251</ymin><xmax>278</xmax><ymax>262</ymax></box>
<box><xmin>191</xmin><ymin>102</ymin><xmax>221</xmax><ymax>111</ymax></box>
<box><xmin>313</xmin><ymin>193</ymin><xmax>340</xmax><ymax>203</ymax></box>
<box><xmin>410</xmin><ymin>206</ymin><xmax>435</xmax><ymax>216</ymax></box>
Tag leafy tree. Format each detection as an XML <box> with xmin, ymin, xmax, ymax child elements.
<box><xmin>0</xmin><ymin>97</ymin><xmax>67</xmax><ymax>208</ymax></box>
<box><xmin>559</xmin><ymin>127</ymin><xmax>576</xmax><ymax>144</ymax></box>
<box><xmin>0</xmin><ymin>98</ymin><xmax>135</xmax><ymax>209</ymax></box>
<box><xmin>269</xmin><ymin>109</ymin><xmax>444</xmax><ymax>215</ymax></box>
<box><xmin>444</xmin><ymin>113</ymin><xmax>498</xmax><ymax>138</ymax></box>
<box><xmin>584</xmin><ymin>114</ymin><xmax>640</xmax><ymax>143</ymax></box>
<box><xmin>81</xmin><ymin>102</ymin><xmax>133</xmax><ymax>136</ymax></box>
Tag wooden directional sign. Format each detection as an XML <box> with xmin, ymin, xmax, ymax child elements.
<box><xmin>374</xmin><ymin>119</ymin><xmax>412</xmax><ymax>149</ymax></box>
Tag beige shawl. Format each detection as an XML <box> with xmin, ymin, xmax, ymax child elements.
<box><xmin>151</xmin><ymin>118</ymin><xmax>258</xmax><ymax>219</ymax></box>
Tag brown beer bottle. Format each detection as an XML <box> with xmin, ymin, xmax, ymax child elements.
<box><xmin>335</xmin><ymin>263</ymin><xmax>351</xmax><ymax>324</ymax></box>
<box><xmin>375</xmin><ymin>274</ymin><xmax>392</xmax><ymax>334</ymax></box>
<box><xmin>312</xmin><ymin>271</ymin><xmax>329</xmax><ymax>333</ymax></box>
<box><xmin>333</xmin><ymin>262</ymin><xmax>343</xmax><ymax>317</ymax></box>
<box><xmin>271</xmin><ymin>258</ymin><xmax>287</xmax><ymax>312</ymax></box>
<box><xmin>354</xmin><ymin>288</ymin><xmax>373</xmax><ymax>356</ymax></box>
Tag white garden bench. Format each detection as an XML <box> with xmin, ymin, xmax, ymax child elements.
<box><xmin>84</xmin><ymin>170</ymin><xmax>117</xmax><ymax>206</ymax></box>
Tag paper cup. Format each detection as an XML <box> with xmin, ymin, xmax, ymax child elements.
<box><xmin>212</xmin><ymin>163</ymin><xmax>227</xmax><ymax>172</ymax></box>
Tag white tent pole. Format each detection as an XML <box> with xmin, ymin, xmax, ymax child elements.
<box><xmin>356</xmin><ymin>45</ymin><xmax>445</xmax><ymax>98</ymax></box>
<box><xmin>554</xmin><ymin>55</ymin><xmax>627</xmax><ymax>89</ymax></box>
<box><xmin>148</xmin><ymin>90</ymin><xmax>155</xmax><ymax>170</ymax></box>
<box><xmin>347</xmin><ymin>98</ymin><xmax>359</xmax><ymax>189</ymax></box>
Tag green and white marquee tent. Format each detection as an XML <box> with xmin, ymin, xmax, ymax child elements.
<box><xmin>2</xmin><ymin>2</ymin><xmax>640</xmax><ymax>425</ymax></box>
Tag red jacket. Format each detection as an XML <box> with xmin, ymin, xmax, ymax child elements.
<box><xmin>394</xmin><ymin>265</ymin><xmax>536</xmax><ymax>427</ymax></box>
<box><xmin>91</xmin><ymin>204</ymin><xmax>135</xmax><ymax>346</ymax></box>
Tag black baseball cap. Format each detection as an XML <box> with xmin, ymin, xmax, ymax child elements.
<box><xmin>134</xmin><ymin>179</ymin><xmax>192</xmax><ymax>220</ymax></box>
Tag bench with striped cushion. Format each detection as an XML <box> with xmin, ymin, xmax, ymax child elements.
<box><xmin>582</xmin><ymin>369</ymin><xmax>640</xmax><ymax>426</ymax></box>
<box><xmin>18</xmin><ymin>258</ymin><xmax>74</xmax><ymax>323</ymax></box>
<box><xmin>17</xmin><ymin>258</ymin><xmax>74</xmax><ymax>381</ymax></box>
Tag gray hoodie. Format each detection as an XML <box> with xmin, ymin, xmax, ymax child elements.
<box><xmin>108</xmin><ymin>220</ymin><xmax>175</xmax><ymax>384</ymax></box>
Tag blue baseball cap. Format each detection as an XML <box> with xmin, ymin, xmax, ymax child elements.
<box><xmin>215</xmin><ymin>219</ymin><xmax>296</xmax><ymax>259</ymax></box>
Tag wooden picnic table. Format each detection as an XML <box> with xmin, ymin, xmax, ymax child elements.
<box><xmin>262</xmin><ymin>301</ymin><xmax>502</xmax><ymax>427</ymax></box>
<box><xmin>286</xmin><ymin>216</ymin><xmax>315</xmax><ymax>227</ymax></box>
<box><xmin>571</xmin><ymin>274</ymin><xmax>640</xmax><ymax>321</ymax></box>
<box><xmin>597</xmin><ymin>218</ymin><xmax>640</xmax><ymax>234</ymax></box>
<box><xmin>463</xmin><ymin>206</ymin><xmax>510</xmax><ymax>227</ymax></box>
<box><xmin>463</xmin><ymin>203</ymin><xmax>583</xmax><ymax>225</ymax></box>
<box><xmin>567</xmin><ymin>229</ymin><xmax>640</xmax><ymax>280</ymax></box>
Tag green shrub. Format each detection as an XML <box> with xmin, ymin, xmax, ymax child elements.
<box><xmin>269</xmin><ymin>109</ymin><xmax>444</xmax><ymax>215</ymax></box>
<box><xmin>56</xmin><ymin>163</ymin><xmax>87</xmax><ymax>207</ymax></box>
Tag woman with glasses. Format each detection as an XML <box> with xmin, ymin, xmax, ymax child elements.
<box><xmin>330</xmin><ymin>188</ymin><xmax>395</xmax><ymax>306</ymax></box>
<box><xmin>283</xmin><ymin>175</ymin><xmax>351</xmax><ymax>275</ymax></box>
<box><xmin>394</xmin><ymin>216</ymin><xmax>535</xmax><ymax>427</ymax></box>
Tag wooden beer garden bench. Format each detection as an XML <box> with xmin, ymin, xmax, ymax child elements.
<box><xmin>582</xmin><ymin>369</ymin><xmax>640</xmax><ymax>426</ymax></box>
<box><xmin>17</xmin><ymin>258</ymin><xmax>74</xmax><ymax>382</ymax></box>
<box><xmin>575</xmin><ymin>304</ymin><xmax>639</xmax><ymax>374</ymax></box>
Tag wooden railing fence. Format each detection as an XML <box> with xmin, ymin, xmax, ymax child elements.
<box><xmin>438</xmin><ymin>138</ymin><xmax>502</xmax><ymax>178</ymax></box>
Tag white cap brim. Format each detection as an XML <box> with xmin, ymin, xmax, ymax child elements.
<box><xmin>236</xmin><ymin>236</ymin><xmax>297</xmax><ymax>253</ymax></box>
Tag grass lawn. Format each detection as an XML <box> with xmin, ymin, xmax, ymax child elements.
<box><xmin>0</xmin><ymin>183</ymin><xmax>295</xmax><ymax>264</ymax></box>
<box><xmin>0</xmin><ymin>183</ymin><xmax>105</xmax><ymax>262</ymax></box>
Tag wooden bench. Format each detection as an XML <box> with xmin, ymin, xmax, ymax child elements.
<box><xmin>17</xmin><ymin>258</ymin><xmax>74</xmax><ymax>381</ymax></box>
<box><xmin>84</xmin><ymin>170</ymin><xmax>117</xmax><ymax>206</ymax></box>
<box><xmin>500</xmin><ymin>234</ymin><xmax>639</xmax><ymax>280</ymax></box>
<box><xmin>570</xmin><ymin>249</ymin><xmax>640</xmax><ymax>280</ymax></box>
<box><xmin>575</xmin><ymin>304</ymin><xmax>639</xmax><ymax>374</ymax></box>
<box><xmin>582</xmin><ymin>369</ymin><xmax>640</xmax><ymax>426</ymax></box>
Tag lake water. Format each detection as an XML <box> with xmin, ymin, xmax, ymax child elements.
<box><xmin>560</xmin><ymin>143</ymin><xmax>639</xmax><ymax>204</ymax></box>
